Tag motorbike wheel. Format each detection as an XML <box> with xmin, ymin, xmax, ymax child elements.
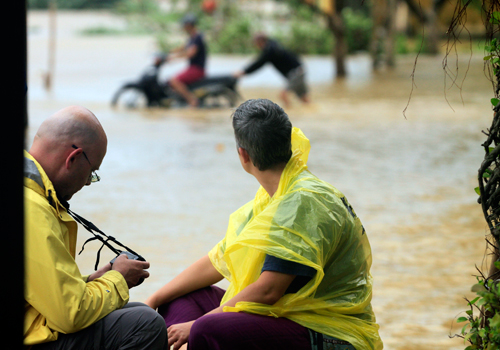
<box><xmin>200</xmin><ymin>87</ymin><xmax>239</xmax><ymax>109</ymax></box>
<box><xmin>111</xmin><ymin>86</ymin><xmax>149</xmax><ymax>109</ymax></box>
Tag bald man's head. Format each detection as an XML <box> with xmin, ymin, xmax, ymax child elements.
<box><xmin>34</xmin><ymin>105</ymin><xmax>106</xmax><ymax>148</ymax></box>
<box><xmin>29</xmin><ymin>106</ymin><xmax>108</xmax><ymax>201</ymax></box>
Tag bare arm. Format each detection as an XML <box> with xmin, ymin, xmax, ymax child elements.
<box><xmin>145</xmin><ymin>255</ymin><xmax>223</xmax><ymax>310</ymax></box>
<box><xmin>167</xmin><ymin>44</ymin><xmax>198</xmax><ymax>61</ymax></box>
<box><xmin>210</xmin><ymin>270</ymin><xmax>294</xmax><ymax>312</ymax></box>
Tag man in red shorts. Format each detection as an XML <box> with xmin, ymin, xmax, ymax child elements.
<box><xmin>160</xmin><ymin>14</ymin><xmax>207</xmax><ymax>107</ymax></box>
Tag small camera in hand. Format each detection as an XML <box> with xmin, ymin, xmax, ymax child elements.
<box><xmin>110</xmin><ymin>251</ymin><xmax>146</xmax><ymax>286</ymax></box>
<box><xmin>110</xmin><ymin>251</ymin><xmax>145</xmax><ymax>264</ymax></box>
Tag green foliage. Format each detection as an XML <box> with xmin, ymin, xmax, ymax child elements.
<box><xmin>114</xmin><ymin>0</ymin><xmax>160</xmax><ymax>15</ymax></box>
<box><xmin>79</xmin><ymin>26</ymin><xmax>124</xmax><ymax>36</ymax></box>
<box><xmin>484</xmin><ymin>37</ymin><xmax>500</xmax><ymax>76</ymax></box>
<box><xmin>114</xmin><ymin>0</ymin><xmax>373</xmax><ymax>56</ymax></box>
<box><xmin>342</xmin><ymin>8</ymin><xmax>373</xmax><ymax>53</ymax></box>
<box><xmin>28</xmin><ymin>0</ymin><xmax>119</xmax><ymax>9</ymax></box>
<box><xmin>458</xmin><ymin>12</ymin><xmax>500</xmax><ymax>350</ymax></box>
<box><xmin>274</xmin><ymin>5</ymin><xmax>333</xmax><ymax>55</ymax></box>
<box><xmin>277</xmin><ymin>6</ymin><xmax>372</xmax><ymax>55</ymax></box>
<box><xmin>456</xmin><ymin>277</ymin><xmax>500</xmax><ymax>350</ymax></box>
<box><xmin>395</xmin><ymin>34</ymin><xmax>438</xmax><ymax>55</ymax></box>
<box><xmin>490</xmin><ymin>11</ymin><xmax>500</xmax><ymax>25</ymax></box>
<box><xmin>207</xmin><ymin>16</ymin><xmax>255</xmax><ymax>54</ymax></box>
<box><xmin>44</xmin><ymin>0</ymin><xmax>373</xmax><ymax>56</ymax></box>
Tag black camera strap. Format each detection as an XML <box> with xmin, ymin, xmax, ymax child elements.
<box><xmin>60</xmin><ymin>199</ymin><xmax>143</xmax><ymax>271</ymax></box>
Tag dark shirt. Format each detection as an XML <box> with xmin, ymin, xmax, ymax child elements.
<box><xmin>261</xmin><ymin>255</ymin><xmax>316</xmax><ymax>294</ymax></box>
<box><xmin>187</xmin><ymin>33</ymin><xmax>207</xmax><ymax>70</ymax></box>
<box><xmin>244</xmin><ymin>39</ymin><xmax>302</xmax><ymax>77</ymax></box>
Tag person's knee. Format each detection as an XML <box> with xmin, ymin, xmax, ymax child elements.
<box><xmin>130</xmin><ymin>304</ymin><xmax>167</xmax><ymax>347</ymax></box>
<box><xmin>101</xmin><ymin>303</ymin><xmax>167</xmax><ymax>349</ymax></box>
<box><xmin>169</xmin><ymin>78</ymin><xmax>180</xmax><ymax>87</ymax></box>
<box><xmin>188</xmin><ymin>314</ymin><xmax>223</xmax><ymax>349</ymax></box>
<box><xmin>138</xmin><ymin>305</ymin><xmax>166</xmax><ymax>333</ymax></box>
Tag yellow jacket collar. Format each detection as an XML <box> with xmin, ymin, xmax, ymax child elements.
<box><xmin>24</xmin><ymin>150</ymin><xmax>65</xmax><ymax>214</ymax></box>
<box><xmin>253</xmin><ymin>127</ymin><xmax>311</xmax><ymax>213</ymax></box>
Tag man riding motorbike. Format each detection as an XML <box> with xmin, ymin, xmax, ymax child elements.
<box><xmin>156</xmin><ymin>14</ymin><xmax>207</xmax><ymax>108</ymax></box>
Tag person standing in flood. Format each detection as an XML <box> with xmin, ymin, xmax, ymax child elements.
<box><xmin>234</xmin><ymin>34</ymin><xmax>310</xmax><ymax>108</ymax></box>
<box><xmin>146</xmin><ymin>99</ymin><xmax>382</xmax><ymax>350</ymax></box>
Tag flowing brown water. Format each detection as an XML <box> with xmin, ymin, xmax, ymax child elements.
<box><xmin>28</xmin><ymin>10</ymin><xmax>494</xmax><ymax>349</ymax></box>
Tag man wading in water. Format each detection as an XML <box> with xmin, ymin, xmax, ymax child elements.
<box><xmin>234</xmin><ymin>34</ymin><xmax>310</xmax><ymax>108</ymax></box>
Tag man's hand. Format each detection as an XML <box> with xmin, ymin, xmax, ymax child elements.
<box><xmin>168</xmin><ymin>321</ymin><xmax>194</xmax><ymax>350</ymax></box>
<box><xmin>87</xmin><ymin>262</ymin><xmax>112</xmax><ymax>282</ymax></box>
<box><xmin>233</xmin><ymin>70</ymin><xmax>245</xmax><ymax>78</ymax></box>
<box><xmin>111</xmin><ymin>254</ymin><xmax>150</xmax><ymax>289</ymax></box>
<box><xmin>154</xmin><ymin>54</ymin><xmax>168</xmax><ymax>67</ymax></box>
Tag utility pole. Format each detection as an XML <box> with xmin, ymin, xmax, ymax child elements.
<box><xmin>44</xmin><ymin>0</ymin><xmax>57</xmax><ymax>91</ymax></box>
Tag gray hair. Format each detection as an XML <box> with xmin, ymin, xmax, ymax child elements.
<box><xmin>232</xmin><ymin>99</ymin><xmax>292</xmax><ymax>171</ymax></box>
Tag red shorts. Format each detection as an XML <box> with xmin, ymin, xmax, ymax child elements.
<box><xmin>174</xmin><ymin>65</ymin><xmax>205</xmax><ymax>85</ymax></box>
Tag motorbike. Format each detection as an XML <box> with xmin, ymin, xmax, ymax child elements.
<box><xmin>111</xmin><ymin>60</ymin><xmax>241</xmax><ymax>109</ymax></box>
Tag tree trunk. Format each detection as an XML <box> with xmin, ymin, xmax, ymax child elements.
<box><xmin>44</xmin><ymin>0</ymin><xmax>57</xmax><ymax>91</ymax></box>
<box><xmin>424</xmin><ymin>4</ymin><xmax>439</xmax><ymax>55</ymax></box>
<box><xmin>401</xmin><ymin>0</ymin><xmax>440</xmax><ymax>55</ymax></box>
<box><xmin>299</xmin><ymin>0</ymin><xmax>348</xmax><ymax>79</ymax></box>
<box><xmin>385</xmin><ymin>0</ymin><xmax>397</xmax><ymax>67</ymax></box>
<box><xmin>370</xmin><ymin>0</ymin><xmax>397</xmax><ymax>69</ymax></box>
<box><xmin>327</xmin><ymin>12</ymin><xmax>347</xmax><ymax>78</ymax></box>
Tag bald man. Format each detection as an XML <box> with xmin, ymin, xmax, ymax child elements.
<box><xmin>24</xmin><ymin>106</ymin><xmax>168</xmax><ymax>349</ymax></box>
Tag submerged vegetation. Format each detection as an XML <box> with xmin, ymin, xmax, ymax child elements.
<box><xmin>28</xmin><ymin>0</ymin><xmax>439</xmax><ymax>56</ymax></box>
<box><xmin>111</xmin><ymin>0</ymin><xmax>374</xmax><ymax>55</ymax></box>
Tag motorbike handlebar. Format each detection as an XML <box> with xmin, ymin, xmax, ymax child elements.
<box><xmin>154</xmin><ymin>53</ymin><xmax>169</xmax><ymax>67</ymax></box>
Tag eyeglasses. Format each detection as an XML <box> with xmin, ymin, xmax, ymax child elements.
<box><xmin>72</xmin><ymin>145</ymin><xmax>101</xmax><ymax>183</ymax></box>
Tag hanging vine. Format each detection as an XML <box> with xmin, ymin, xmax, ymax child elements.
<box><xmin>446</xmin><ymin>0</ymin><xmax>500</xmax><ymax>348</ymax></box>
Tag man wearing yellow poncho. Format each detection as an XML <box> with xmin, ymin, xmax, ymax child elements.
<box><xmin>146</xmin><ymin>99</ymin><xmax>383</xmax><ymax>350</ymax></box>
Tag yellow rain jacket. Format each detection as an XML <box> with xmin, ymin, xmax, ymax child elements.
<box><xmin>209</xmin><ymin>128</ymin><xmax>383</xmax><ymax>350</ymax></box>
<box><xmin>24</xmin><ymin>151</ymin><xmax>129</xmax><ymax>346</ymax></box>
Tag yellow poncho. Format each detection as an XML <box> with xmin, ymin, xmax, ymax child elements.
<box><xmin>209</xmin><ymin>128</ymin><xmax>383</xmax><ymax>350</ymax></box>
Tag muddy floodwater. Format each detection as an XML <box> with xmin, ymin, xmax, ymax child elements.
<box><xmin>27</xmin><ymin>10</ymin><xmax>496</xmax><ymax>350</ymax></box>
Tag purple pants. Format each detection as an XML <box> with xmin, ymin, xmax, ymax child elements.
<box><xmin>158</xmin><ymin>286</ymin><xmax>311</xmax><ymax>350</ymax></box>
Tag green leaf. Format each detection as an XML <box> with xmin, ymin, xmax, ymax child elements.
<box><xmin>492</xmin><ymin>98</ymin><xmax>499</xmax><ymax>106</ymax></box>
<box><xmin>479</xmin><ymin>328</ymin><xmax>487</xmax><ymax>338</ymax></box>
<box><xmin>472</xmin><ymin>283</ymin><xmax>487</xmax><ymax>293</ymax></box>
<box><xmin>489</xmin><ymin>313</ymin><xmax>500</xmax><ymax>329</ymax></box>
<box><xmin>477</xmin><ymin>298</ymin><xmax>486</xmax><ymax>307</ymax></box>
<box><xmin>469</xmin><ymin>297</ymin><xmax>480</xmax><ymax>306</ymax></box>
<box><xmin>485</xmin><ymin>55</ymin><xmax>493</xmax><ymax>61</ymax></box>
<box><xmin>475</xmin><ymin>187</ymin><xmax>482</xmax><ymax>195</ymax></box>
<box><xmin>462</xmin><ymin>323</ymin><xmax>470</xmax><ymax>334</ymax></box>
<box><xmin>490</xmin><ymin>12</ymin><xmax>500</xmax><ymax>24</ymax></box>
<box><xmin>458</xmin><ymin>316</ymin><xmax>469</xmax><ymax>323</ymax></box>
